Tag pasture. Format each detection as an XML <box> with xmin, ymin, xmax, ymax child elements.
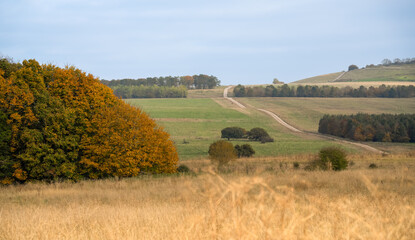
<box><xmin>1</xmin><ymin>153</ymin><xmax>414</xmax><ymax>239</ymax></box>
<box><xmin>292</xmin><ymin>63</ymin><xmax>415</xmax><ymax>84</ymax></box>
<box><xmin>125</xmin><ymin>98</ymin><xmax>354</xmax><ymax>160</ymax></box>
<box><xmin>292</xmin><ymin>72</ymin><xmax>343</xmax><ymax>84</ymax></box>
<box><xmin>238</xmin><ymin>98</ymin><xmax>415</xmax><ymax>132</ymax></box>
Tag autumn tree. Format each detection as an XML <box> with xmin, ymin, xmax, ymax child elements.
<box><xmin>208</xmin><ymin>140</ymin><xmax>237</xmax><ymax>168</ymax></box>
<box><xmin>0</xmin><ymin>59</ymin><xmax>178</xmax><ymax>184</ymax></box>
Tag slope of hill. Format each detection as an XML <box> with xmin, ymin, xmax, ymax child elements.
<box><xmin>338</xmin><ymin>63</ymin><xmax>415</xmax><ymax>82</ymax></box>
<box><xmin>293</xmin><ymin>72</ymin><xmax>344</xmax><ymax>84</ymax></box>
<box><xmin>293</xmin><ymin>63</ymin><xmax>415</xmax><ymax>84</ymax></box>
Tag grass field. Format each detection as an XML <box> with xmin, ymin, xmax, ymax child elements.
<box><xmin>339</xmin><ymin>64</ymin><xmax>415</xmax><ymax>82</ymax></box>
<box><xmin>125</xmin><ymin>98</ymin><xmax>355</xmax><ymax>160</ymax></box>
<box><xmin>238</xmin><ymin>97</ymin><xmax>415</xmax><ymax>153</ymax></box>
<box><xmin>1</xmin><ymin>153</ymin><xmax>414</xmax><ymax>239</ymax></box>
<box><xmin>239</xmin><ymin>98</ymin><xmax>415</xmax><ymax>132</ymax></box>
<box><xmin>187</xmin><ymin>87</ymin><xmax>225</xmax><ymax>98</ymax></box>
<box><xmin>289</xmin><ymin>81</ymin><xmax>415</xmax><ymax>88</ymax></box>
<box><xmin>292</xmin><ymin>72</ymin><xmax>343</xmax><ymax>84</ymax></box>
<box><xmin>293</xmin><ymin>63</ymin><xmax>415</xmax><ymax>84</ymax></box>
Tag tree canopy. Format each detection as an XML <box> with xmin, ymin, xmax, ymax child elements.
<box><xmin>0</xmin><ymin>58</ymin><xmax>178</xmax><ymax>184</ymax></box>
<box><xmin>318</xmin><ymin>113</ymin><xmax>415</xmax><ymax>142</ymax></box>
<box><xmin>233</xmin><ymin>84</ymin><xmax>415</xmax><ymax>98</ymax></box>
<box><xmin>221</xmin><ymin>127</ymin><xmax>247</xmax><ymax>140</ymax></box>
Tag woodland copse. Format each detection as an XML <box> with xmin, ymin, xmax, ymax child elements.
<box><xmin>318</xmin><ymin>113</ymin><xmax>415</xmax><ymax>142</ymax></box>
<box><xmin>0</xmin><ymin>58</ymin><xmax>178</xmax><ymax>184</ymax></box>
<box><xmin>102</xmin><ymin>75</ymin><xmax>220</xmax><ymax>98</ymax></box>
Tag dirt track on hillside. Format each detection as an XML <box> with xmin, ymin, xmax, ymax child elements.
<box><xmin>223</xmin><ymin>86</ymin><xmax>385</xmax><ymax>154</ymax></box>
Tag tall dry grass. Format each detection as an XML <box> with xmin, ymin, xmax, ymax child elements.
<box><xmin>1</xmin><ymin>154</ymin><xmax>414</xmax><ymax>239</ymax></box>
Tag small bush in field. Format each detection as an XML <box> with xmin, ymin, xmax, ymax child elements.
<box><xmin>369</xmin><ymin>163</ymin><xmax>378</xmax><ymax>169</ymax></box>
<box><xmin>177</xmin><ymin>164</ymin><xmax>191</xmax><ymax>173</ymax></box>
<box><xmin>307</xmin><ymin>147</ymin><xmax>348</xmax><ymax>171</ymax></box>
<box><xmin>208</xmin><ymin>140</ymin><xmax>237</xmax><ymax>168</ymax></box>
<box><xmin>235</xmin><ymin>144</ymin><xmax>255</xmax><ymax>158</ymax></box>
<box><xmin>293</xmin><ymin>162</ymin><xmax>300</xmax><ymax>169</ymax></box>
<box><xmin>318</xmin><ymin>147</ymin><xmax>348</xmax><ymax>171</ymax></box>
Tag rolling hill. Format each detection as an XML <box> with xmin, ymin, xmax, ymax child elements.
<box><xmin>292</xmin><ymin>63</ymin><xmax>415</xmax><ymax>85</ymax></box>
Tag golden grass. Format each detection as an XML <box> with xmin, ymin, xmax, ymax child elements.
<box><xmin>1</xmin><ymin>154</ymin><xmax>414</xmax><ymax>239</ymax></box>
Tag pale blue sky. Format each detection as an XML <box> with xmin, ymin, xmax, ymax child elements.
<box><xmin>1</xmin><ymin>0</ymin><xmax>414</xmax><ymax>84</ymax></box>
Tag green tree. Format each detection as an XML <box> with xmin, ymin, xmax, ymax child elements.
<box><xmin>348</xmin><ymin>64</ymin><xmax>359</xmax><ymax>71</ymax></box>
<box><xmin>234</xmin><ymin>144</ymin><xmax>255</xmax><ymax>158</ymax></box>
<box><xmin>221</xmin><ymin>127</ymin><xmax>247</xmax><ymax>140</ymax></box>
<box><xmin>247</xmin><ymin>128</ymin><xmax>273</xmax><ymax>142</ymax></box>
<box><xmin>317</xmin><ymin>147</ymin><xmax>348</xmax><ymax>171</ymax></box>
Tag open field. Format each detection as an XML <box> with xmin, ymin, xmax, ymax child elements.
<box><xmin>237</xmin><ymin>97</ymin><xmax>415</xmax><ymax>153</ymax></box>
<box><xmin>292</xmin><ymin>72</ymin><xmax>343</xmax><ymax>84</ymax></box>
<box><xmin>125</xmin><ymin>98</ymin><xmax>357</xmax><ymax>160</ymax></box>
<box><xmin>238</xmin><ymin>98</ymin><xmax>415</xmax><ymax>132</ymax></box>
<box><xmin>339</xmin><ymin>64</ymin><xmax>415</xmax><ymax>82</ymax></box>
<box><xmin>187</xmin><ymin>86</ymin><xmax>226</xmax><ymax>98</ymax></box>
<box><xmin>289</xmin><ymin>81</ymin><xmax>415</xmax><ymax>88</ymax></box>
<box><xmin>1</xmin><ymin>153</ymin><xmax>414</xmax><ymax>239</ymax></box>
<box><xmin>292</xmin><ymin>63</ymin><xmax>415</xmax><ymax>84</ymax></box>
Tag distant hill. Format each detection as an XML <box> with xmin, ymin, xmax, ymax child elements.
<box><xmin>293</xmin><ymin>63</ymin><xmax>415</xmax><ymax>84</ymax></box>
<box><xmin>293</xmin><ymin>72</ymin><xmax>344</xmax><ymax>84</ymax></box>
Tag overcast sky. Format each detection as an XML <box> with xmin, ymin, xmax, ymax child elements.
<box><xmin>1</xmin><ymin>0</ymin><xmax>414</xmax><ymax>84</ymax></box>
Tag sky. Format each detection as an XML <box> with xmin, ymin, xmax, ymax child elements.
<box><xmin>1</xmin><ymin>0</ymin><xmax>414</xmax><ymax>85</ymax></box>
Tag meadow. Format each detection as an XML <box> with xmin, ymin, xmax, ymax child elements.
<box><xmin>125</xmin><ymin>98</ymin><xmax>353</xmax><ymax>160</ymax></box>
<box><xmin>339</xmin><ymin>63</ymin><xmax>415</xmax><ymax>82</ymax></box>
<box><xmin>292</xmin><ymin>63</ymin><xmax>415</xmax><ymax>84</ymax></box>
<box><xmin>1</xmin><ymin>153</ymin><xmax>414</xmax><ymax>239</ymax></box>
<box><xmin>238</xmin><ymin>98</ymin><xmax>415</xmax><ymax>132</ymax></box>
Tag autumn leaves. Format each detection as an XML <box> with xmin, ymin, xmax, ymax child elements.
<box><xmin>0</xmin><ymin>59</ymin><xmax>178</xmax><ymax>184</ymax></box>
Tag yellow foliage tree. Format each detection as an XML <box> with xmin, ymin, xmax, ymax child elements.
<box><xmin>0</xmin><ymin>59</ymin><xmax>178</xmax><ymax>184</ymax></box>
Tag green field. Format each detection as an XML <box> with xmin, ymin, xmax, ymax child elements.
<box><xmin>238</xmin><ymin>98</ymin><xmax>415</xmax><ymax>132</ymax></box>
<box><xmin>187</xmin><ymin>87</ymin><xmax>225</xmax><ymax>98</ymax></box>
<box><xmin>339</xmin><ymin>64</ymin><xmax>415</xmax><ymax>82</ymax></box>
<box><xmin>292</xmin><ymin>72</ymin><xmax>343</xmax><ymax>84</ymax></box>
<box><xmin>293</xmin><ymin>63</ymin><xmax>415</xmax><ymax>84</ymax></box>
<box><xmin>125</xmin><ymin>98</ymin><xmax>352</xmax><ymax>160</ymax></box>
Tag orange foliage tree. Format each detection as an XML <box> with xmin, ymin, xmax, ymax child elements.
<box><xmin>0</xmin><ymin>59</ymin><xmax>178</xmax><ymax>184</ymax></box>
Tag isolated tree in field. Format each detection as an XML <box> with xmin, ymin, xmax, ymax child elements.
<box><xmin>348</xmin><ymin>64</ymin><xmax>359</xmax><ymax>71</ymax></box>
<box><xmin>221</xmin><ymin>127</ymin><xmax>247</xmax><ymax>140</ymax></box>
<box><xmin>247</xmin><ymin>128</ymin><xmax>274</xmax><ymax>143</ymax></box>
<box><xmin>234</xmin><ymin>144</ymin><xmax>255</xmax><ymax>158</ymax></box>
<box><xmin>208</xmin><ymin>140</ymin><xmax>237</xmax><ymax>168</ymax></box>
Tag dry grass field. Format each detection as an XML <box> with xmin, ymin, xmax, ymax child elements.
<box><xmin>1</xmin><ymin>153</ymin><xmax>414</xmax><ymax>240</ymax></box>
